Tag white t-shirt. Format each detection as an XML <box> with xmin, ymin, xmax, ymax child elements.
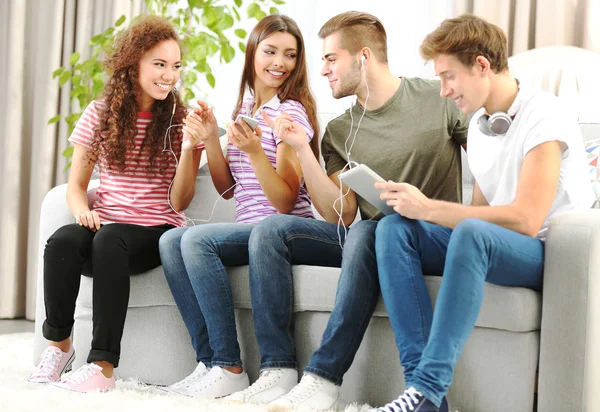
<box><xmin>467</xmin><ymin>89</ymin><xmax>595</xmax><ymax>239</ymax></box>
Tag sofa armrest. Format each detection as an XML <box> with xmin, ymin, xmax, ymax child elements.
<box><xmin>538</xmin><ymin>209</ymin><xmax>600</xmax><ymax>411</ymax></box>
<box><xmin>33</xmin><ymin>180</ymin><xmax>100</xmax><ymax>363</ymax></box>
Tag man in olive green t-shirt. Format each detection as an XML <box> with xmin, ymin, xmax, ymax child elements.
<box><xmin>323</xmin><ymin>75</ymin><xmax>466</xmax><ymax>220</ymax></box>
<box><xmin>227</xmin><ymin>12</ymin><xmax>468</xmax><ymax>410</ymax></box>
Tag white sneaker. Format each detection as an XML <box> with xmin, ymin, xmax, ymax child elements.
<box><xmin>172</xmin><ymin>366</ymin><xmax>249</xmax><ymax>398</ymax></box>
<box><xmin>28</xmin><ymin>345</ymin><xmax>75</xmax><ymax>384</ymax></box>
<box><xmin>225</xmin><ymin>368</ymin><xmax>298</xmax><ymax>404</ymax></box>
<box><xmin>155</xmin><ymin>362</ymin><xmax>210</xmax><ymax>394</ymax></box>
<box><xmin>268</xmin><ymin>373</ymin><xmax>340</xmax><ymax>411</ymax></box>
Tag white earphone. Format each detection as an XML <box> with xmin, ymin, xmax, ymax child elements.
<box><xmin>333</xmin><ymin>52</ymin><xmax>370</xmax><ymax>248</ymax></box>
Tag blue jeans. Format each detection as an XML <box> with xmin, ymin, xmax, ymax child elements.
<box><xmin>375</xmin><ymin>215</ymin><xmax>544</xmax><ymax>407</ymax></box>
<box><xmin>159</xmin><ymin>223</ymin><xmax>254</xmax><ymax>367</ymax></box>
<box><xmin>249</xmin><ymin>215</ymin><xmax>380</xmax><ymax>384</ymax></box>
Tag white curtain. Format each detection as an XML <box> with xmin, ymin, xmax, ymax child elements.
<box><xmin>0</xmin><ymin>0</ymin><xmax>146</xmax><ymax>320</ymax></box>
<box><xmin>455</xmin><ymin>0</ymin><xmax>600</xmax><ymax>55</ymax></box>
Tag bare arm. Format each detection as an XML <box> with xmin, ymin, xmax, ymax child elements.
<box><xmin>205</xmin><ymin>140</ymin><xmax>236</xmax><ymax>198</ymax></box>
<box><xmin>169</xmin><ymin>148</ymin><xmax>203</xmax><ymax>212</ymax></box>
<box><xmin>262</xmin><ymin>110</ymin><xmax>358</xmax><ymax>225</ymax></box>
<box><xmin>230</xmin><ymin>120</ymin><xmax>304</xmax><ymax>214</ymax></box>
<box><xmin>66</xmin><ymin>144</ymin><xmax>100</xmax><ymax>231</ymax></box>
<box><xmin>190</xmin><ymin>100</ymin><xmax>235</xmax><ymax>199</ymax></box>
<box><xmin>470</xmin><ymin>181</ymin><xmax>489</xmax><ymax>206</ymax></box>
<box><xmin>297</xmin><ymin>147</ymin><xmax>358</xmax><ymax>225</ymax></box>
<box><xmin>248</xmin><ymin>141</ymin><xmax>302</xmax><ymax>214</ymax></box>
<box><xmin>378</xmin><ymin>141</ymin><xmax>563</xmax><ymax>237</ymax></box>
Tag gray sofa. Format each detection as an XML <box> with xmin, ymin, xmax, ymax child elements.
<box><xmin>33</xmin><ymin>124</ymin><xmax>600</xmax><ymax>412</ymax></box>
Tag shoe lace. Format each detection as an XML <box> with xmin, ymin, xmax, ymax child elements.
<box><xmin>373</xmin><ymin>388</ymin><xmax>422</xmax><ymax>412</ymax></box>
<box><xmin>238</xmin><ymin>369</ymin><xmax>283</xmax><ymax>395</ymax></box>
<box><xmin>34</xmin><ymin>347</ymin><xmax>62</xmax><ymax>378</ymax></box>
<box><xmin>174</xmin><ymin>363</ymin><xmax>209</xmax><ymax>388</ymax></box>
<box><xmin>283</xmin><ymin>374</ymin><xmax>322</xmax><ymax>403</ymax></box>
<box><xmin>63</xmin><ymin>364</ymin><xmax>99</xmax><ymax>386</ymax></box>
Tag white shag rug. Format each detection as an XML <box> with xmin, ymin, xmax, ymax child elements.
<box><xmin>0</xmin><ymin>333</ymin><xmax>373</xmax><ymax>412</ymax></box>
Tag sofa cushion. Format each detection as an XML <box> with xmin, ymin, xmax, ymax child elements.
<box><xmin>77</xmin><ymin>264</ymin><xmax>542</xmax><ymax>333</ymax></box>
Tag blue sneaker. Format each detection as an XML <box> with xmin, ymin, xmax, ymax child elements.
<box><xmin>368</xmin><ymin>387</ymin><xmax>448</xmax><ymax>412</ymax></box>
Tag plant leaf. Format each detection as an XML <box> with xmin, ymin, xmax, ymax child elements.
<box><xmin>206</xmin><ymin>73</ymin><xmax>216</xmax><ymax>88</ymax></box>
<box><xmin>221</xmin><ymin>43</ymin><xmax>235</xmax><ymax>63</ymax></box>
<box><xmin>62</xmin><ymin>146</ymin><xmax>74</xmax><ymax>158</ymax></box>
<box><xmin>115</xmin><ymin>15</ymin><xmax>126</xmax><ymax>27</ymax></box>
<box><xmin>238</xmin><ymin>42</ymin><xmax>246</xmax><ymax>53</ymax></box>
<box><xmin>52</xmin><ymin>67</ymin><xmax>64</xmax><ymax>78</ymax></box>
<box><xmin>255</xmin><ymin>10</ymin><xmax>266</xmax><ymax>20</ymax></box>
<box><xmin>195</xmin><ymin>59</ymin><xmax>210</xmax><ymax>73</ymax></box>
<box><xmin>91</xmin><ymin>34</ymin><xmax>104</xmax><ymax>45</ymax></box>
<box><xmin>185</xmin><ymin>88</ymin><xmax>195</xmax><ymax>100</ymax></box>
<box><xmin>59</xmin><ymin>71</ymin><xmax>71</xmax><ymax>87</ymax></box>
<box><xmin>48</xmin><ymin>115</ymin><xmax>61</xmax><ymax>124</ymax></box>
<box><xmin>247</xmin><ymin>2</ymin><xmax>260</xmax><ymax>18</ymax></box>
<box><xmin>217</xmin><ymin>14</ymin><xmax>234</xmax><ymax>31</ymax></box>
<box><xmin>186</xmin><ymin>71</ymin><xmax>198</xmax><ymax>85</ymax></box>
<box><xmin>69</xmin><ymin>52</ymin><xmax>81</xmax><ymax>65</ymax></box>
<box><xmin>234</xmin><ymin>29</ymin><xmax>246</xmax><ymax>38</ymax></box>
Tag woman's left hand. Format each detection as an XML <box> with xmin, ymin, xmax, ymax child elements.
<box><xmin>228</xmin><ymin>120</ymin><xmax>264</xmax><ymax>155</ymax></box>
<box><xmin>375</xmin><ymin>181</ymin><xmax>433</xmax><ymax>220</ymax></box>
<box><xmin>182</xmin><ymin>111</ymin><xmax>206</xmax><ymax>152</ymax></box>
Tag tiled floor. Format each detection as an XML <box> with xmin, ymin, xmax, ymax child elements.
<box><xmin>0</xmin><ymin>319</ymin><xmax>35</xmax><ymax>335</ymax></box>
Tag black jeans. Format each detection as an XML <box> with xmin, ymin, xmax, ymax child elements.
<box><xmin>42</xmin><ymin>223</ymin><xmax>174</xmax><ymax>367</ymax></box>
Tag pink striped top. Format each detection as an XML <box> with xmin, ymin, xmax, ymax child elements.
<box><xmin>228</xmin><ymin>95</ymin><xmax>314</xmax><ymax>224</ymax></box>
<box><xmin>69</xmin><ymin>100</ymin><xmax>186</xmax><ymax>227</ymax></box>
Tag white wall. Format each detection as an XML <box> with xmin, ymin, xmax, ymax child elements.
<box><xmin>194</xmin><ymin>0</ymin><xmax>454</xmax><ymax>128</ymax></box>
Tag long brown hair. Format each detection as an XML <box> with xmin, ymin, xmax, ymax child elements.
<box><xmin>91</xmin><ymin>15</ymin><xmax>187</xmax><ymax>174</ymax></box>
<box><xmin>233</xmin><ymin>15</ymin><xmax>320</xmax><ymax>158</ymax></box>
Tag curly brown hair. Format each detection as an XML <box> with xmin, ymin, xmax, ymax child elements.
<box><xmin>90</xmin><ymin>15</ymin><xmax>187</xmax><ymax>175</ymax></box>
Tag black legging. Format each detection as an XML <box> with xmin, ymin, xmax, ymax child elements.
<box><xmin>42</xmin><ymin>222</ymin><xmax>174</xmax><ymax>367</ymax></box>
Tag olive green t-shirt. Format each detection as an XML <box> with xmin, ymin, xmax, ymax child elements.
<box><xmin>322</xmin><ymin>77</ymin><xmax>468</xmax><ymax>220</ymax></box>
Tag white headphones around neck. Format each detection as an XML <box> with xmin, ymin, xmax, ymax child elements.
<box><xmin>477</xmin><ymin>79</ymin><xmax>521</xmax><ymax>136</ymax></box>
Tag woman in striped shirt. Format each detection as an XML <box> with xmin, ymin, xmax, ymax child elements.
<box><xmin>28</xmin><ymin>16</ymin><xmax>202</xmax><ymax>392</ymax></box>
<box><xmin>158</xmin><ymin>14</ymin><xmax>319</xmax><ymax>398</ymax></box>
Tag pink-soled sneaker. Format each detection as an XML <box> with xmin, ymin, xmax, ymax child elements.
<box><xmin>28</xmin><ymin>345</ymin><xmax>75</xmax><ymax>384</ymax></box>
<box><xmin>53</xmin><ymin>363</ymin><xmax>115</xmax><ymax>393</ymax></box>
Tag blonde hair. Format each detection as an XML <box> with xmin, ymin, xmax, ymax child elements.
<box><xmin>318</xmin><ymin>11</ymin><xmax>388</xmax><ymax>63</ymax></box>
<box><xmin>420</xmin><ymin>13</ymin><xmax>508</xmax><ymax>73</ymax></box>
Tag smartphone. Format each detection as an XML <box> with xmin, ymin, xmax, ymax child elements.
<box><xmin>235</xmin><ymin>114</ymin><xmax>259</xmax><ymax>131</ymax></box>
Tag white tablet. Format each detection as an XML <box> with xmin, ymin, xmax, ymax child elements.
<box><xmin>337</xmin><ymin>164</ymin><xmax>396</xmax><ymax>215</ymax></box>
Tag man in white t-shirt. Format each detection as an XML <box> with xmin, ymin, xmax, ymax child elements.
<box><xmin>369</xmin><ymin>14</ymin><xmax>595</xmax><ymax>412</ymax></box>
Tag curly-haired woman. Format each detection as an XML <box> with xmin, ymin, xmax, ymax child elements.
<box><xmin>27</xmin><ymin>15</ymin><xmax>202</xmax><ymax>392</ymax></box>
